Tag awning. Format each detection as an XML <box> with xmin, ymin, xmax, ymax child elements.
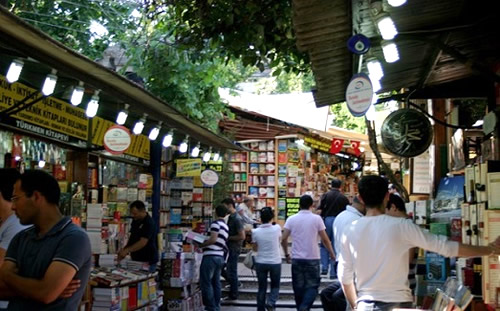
<box><xmin>0</xmin><ymin>6</ymin><xmax>240</xmax><ymax>150</ymax></box>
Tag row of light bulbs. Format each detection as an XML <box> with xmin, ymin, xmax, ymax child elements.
<box><xmin>367</xmin><ymin>0</ymin><xmax>407</xmax><ymax>93</ymax></box>
<box><xmin>5</xmin><ymin>60</ymin><xmax>221</xmax><ymax>162</ymax></box>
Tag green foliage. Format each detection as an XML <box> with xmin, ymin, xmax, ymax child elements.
<box><xmin>254</xmin><ymin>68</ymin><xmax>315</xmax><ymax>94</ymax></box>
<box><xmin>330</xmin><ymin>103</ymin><xmax>367</xmax><ymax>133</ymax></box>
<box><xmin>152</xmin><ymin>0</ymin><xmax>310</xmax><ymax>73</ymax></box>
<box><xmin>9</xmin><ymin>0</ymin><xmax>251</xmax><ymax>132</ymax></box>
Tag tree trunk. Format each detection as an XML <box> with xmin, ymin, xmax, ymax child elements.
<box><xmin>365</xmin><ymin>118</ymin><xmax>410</xmax><ymax>203</ymax></box>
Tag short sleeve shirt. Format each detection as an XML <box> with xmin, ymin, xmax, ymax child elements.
<box><xmin>227</xmin><ymin>212</ymin><xmax>244</xmax><ymax>250</ymax></box>
<box><xmin>5</xmin><ymin>217</ymin><xmax>92</xmax><ymax>311</ymax></box>
<box><xmin>0</xmin><ymin>214</ymin><xmax>29</xmax><ymax>251</ymax></box>
<box><xmin>127</xmin><ymin>214</ymin><xmax>158</xmax><ymax>264</ymax></box>
<box><xmin>284</xmin><ymin>210</ymin><xmax>325</xmax><ymax>259</ymax></box>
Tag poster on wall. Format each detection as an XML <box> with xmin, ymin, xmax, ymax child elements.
<box><xmin>411</xmin><ymin>153</ymin><xmax>431</xmax><ymax>194</ymax></box>
<box><xmin>176</xmin><ymin>159</ymin><xmax>202</xmax><ymax>177</ymax></box>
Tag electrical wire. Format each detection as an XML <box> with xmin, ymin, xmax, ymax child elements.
<box><xmin>407</xmin><ymin>101</ymin><xmax>479</xmax><ymax>130</ymax></box>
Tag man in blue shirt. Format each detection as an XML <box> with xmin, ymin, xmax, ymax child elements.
<box><xmin>0</xmin><ymin>170</ymin><xmax>91</xmax><ymax>311</ymax></box>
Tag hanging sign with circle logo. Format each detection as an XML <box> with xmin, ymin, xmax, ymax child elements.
<box><xmin>345</xmin><ymin>73</ymin><xmax>373</xmax><ymax>117</ymax></box>
<box><xmin>200</xmin><ymin>169</ymin><xmax>219</xmax><ymax>186</ymax></box>
<box><xmin>103</xmin><ymin>125</ymin><xmax>132</xmax><ymax>155</ymax></box>
<box><xmin>381</xmin><ymin>109</ymin><xmax>433</xmax><ymax>157</ymax></box>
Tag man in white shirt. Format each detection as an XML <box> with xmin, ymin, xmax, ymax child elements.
<box><xmin>282</xmin><ymin>195</ymin><xmax>335</xmax><ymax>311</ymax></box>
<box><xmin>237</xmin><ymin>196</ymin><xmax>256</xmax><ymax>227</ymax></box>
<box><xmin>320</xmin><ymin>196</ymin><xmax>365</xmax><ymax>311</ymax></box>
<box><xmin>338</xmin><ymin>175</ymin><xmax>500</xmax><ymax>311</ymax></box>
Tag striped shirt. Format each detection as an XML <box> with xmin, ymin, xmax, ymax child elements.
<box><xmin>203</xmin><ymin>219</ymin><xmax>229</xmax><ymax>257</ymax></box>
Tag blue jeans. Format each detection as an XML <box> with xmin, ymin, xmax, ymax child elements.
<box><xmin>255</xmin><ymin>263</ymin><xmax>281</xmax><ymax>311</ymax></box>
<box><xmin>320</xmin><ymin>216</ymin><xmax>336</xmax><ymax>277</ymax></box>
<box><xmin>200</xmin><ymin>255</ymin><xmax>225</xmax><ymax>311</ymax></box>
<box><xmin>226</xmin><ymin>246</ymin><xmax>241</xmax><ymax>299</ymax></box>
<box><xmin>357</xmin><ymin>301</ymin><xmax>413</xmax><ymax>311</ymax></box>
<box><xmin>292</xmin><ymin>259</ymin><xmax>321</xmax><ymax>311</ymax></box>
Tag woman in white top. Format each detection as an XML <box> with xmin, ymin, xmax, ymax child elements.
<box><xmin>251</xmin><ymin>207</ymin><xmax>282</xmax><ymax>311</ymax></box>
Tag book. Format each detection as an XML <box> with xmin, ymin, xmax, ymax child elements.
<box><xmin>258</xmin><ymin>152</ymin><xmax>267</xmax><ymax>163</ymax></box>
<box><xmin>259</xmin><ymin>176</ymin><xmax>267</xmax><ymax>185</ymax></box>
<box><xmin>278</xmin><ymin>165</ymin><xmax>287</xmax><ymax>175</ymax></box>
<box><xmin>278</xmin><ymin>153</ymin><xmax>287</xmax><ymax>164</ymax></box>
<box><xmin>258</xmin><ymin>187</ymin><xmax>267</xmax><ymax>198</ymax></box>
<box><xmin>249</xmin><ymin>187</ymin><xmax>258</xmax><ymax>197</ymax></box>
<box><xmin>267</xmin><ymin>140</ymin><xmax>274</xmax><ymax>150</ymax></box>
<box><xmin>268</xmin><ymin>176</ymin><xmax>275</xmax><ymax>186</ymax></box>
<box><xmin>266</xmin><ymin>164</ymin><xmax>275</xmax><ymax>173</ymax></box>
<box><xmin>259</xmin><ymin>142</ymin><xmax>267</xmax><ymax>151</ymax></box>
<box><xmin>249</xmin><ymin>163</ymin><xmax>259</xmax><ymax>174</ymax></box>
<box><xmin>240</xmin><ymin>162</ymin><xmax>246</xmax><ymax>171</ymax></box>
<box><xmin>259</xmin><ymin>164</ymin><xmax>266</xmax><ymax>174</ymax></box>
<box><xmin>266</xmin><ymin>187</ymin><xmax>275</xmax><ymax>198</ymax></box>
<box><xmin>267</xmin><ymin>152</ymin><xmax>275</xmax><ymax>162</ymax></box>
<box><xmin>250</xmin><ymin>152</ymin><xmax>258</xmax><ymax>162</ymax></box>
<box><xmin>278</xmin><ymin>140</ymin><xmax>287</xmax><ymax>152</ymax></box>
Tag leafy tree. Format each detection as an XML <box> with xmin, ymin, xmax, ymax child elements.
<box><xmin>330</xmin><ymin>103</ymin><xmax>366</xmax><ymax>133</ymax></box>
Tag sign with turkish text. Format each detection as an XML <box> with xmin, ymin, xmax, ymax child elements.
<box><xmin>381</xmin><ymin>109</ymin><xmax>433</xmax><ymax>157</ymax></box>
<box><xmin>304</xmin><ymin>136</ymin><xmax>331</xmax><ymax>153</ymax></box>
<box><xmin>103</xmin><ymin>125</ymin><xmax>131</xmax><ymax>155</ymax></box>
<box><xmin>0</xmin><ymin>75</ymin><xmax>88</xmax><ymax>144</ymax></box>
<box><xmin>285</xmin><ymin>197</ymin><xmax>300</xmax><ymax>218</ymax></box>
<box><xmin>200</xmin><ymin>169</ymin><xmax>219</xmax><ymax>186</ymax></box>
<box><xmin>345</xmin><ymin>73</ymin><xmax>373</xmax><ymax>117</ymax></box>
<box><xmin>176</xmin><ymin>158</ymin><xmax>202</xmax><ymax>177</ymax></box>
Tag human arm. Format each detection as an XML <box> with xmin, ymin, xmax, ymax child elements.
<box><xmin>0</xmin><ymin>260</ymin><xmax>77</xmax><ymax>304</ymax></box>
<box><xmin>281</xmin><ymin>228</ymin><xmax>291</xmax><ymax>263</ymax></box>
<box><xmin>457</xmin><ymin>242</ymin><xmax>500</xmax><ymax>257</ymax></box>
<box><xmin>319</xmin><ymin>229</ymin><xmax>335</xmax><ymax>260</ymax></box>
<box><xmin>118</xmin><ymin>238</ymin><xmax>148</xmax><ymax>261</ymax></box>
<box><xmin>341</xmin><ymin>282</ymin><xmax>358</xmax><ymax>310</ymax></box>
<box><xmin>0</xmin><ymin>247</ymin><xmax>5</xmax><ymax>266</ymax></box>
<box><xmin>198</xmin><ymin>231</ymin><xmax>218</xmax><ymax>248</ymax></box>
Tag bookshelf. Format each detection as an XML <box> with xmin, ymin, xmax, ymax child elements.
<box><xmin>244</xmin><ymin>140</ymin><xmax>277</xmax><ymax>214</ymax></box>
<box><xmin>229</xmin><ymin>151</ymin><xmax>248</xmax><ymax>203</ymax></box>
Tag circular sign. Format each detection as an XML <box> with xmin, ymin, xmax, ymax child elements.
<box><xmin>381</xmin><ymin>109</ymin><xmax>433</xmax><ymax>157</ymax></box>
<box><xmin>345</xmin><ymin>73</ymin><xmax>373</xmax><ymax>117</ymax></box>
<box><xmin>103</xmin><ymin>125</ymin><xmax>132</xmax><ymax>155</ymax></box>
<box><xmin>200</xmin><ymin>169</ymin><xmax>219</xmax><ymax>186</ymax></box>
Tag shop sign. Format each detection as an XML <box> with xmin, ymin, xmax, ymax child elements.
<box><xmin>285</xmin><ymin>197</ymin><xmax>300</xmax><ymax>218</ymax></box>
<box><xmin>304</xmin><ymin>136</ymin><xmax>331</xmax><ymax>153</ymax></box>
<box><xmin>200</xmin><ymin>169</ymin><xmax>219</xmax><ymax>186</ymax></box>
<box><xmin>176</xmin><ymin>158</ymin><xmax>202</xmax><ymax>177</ymax></box>
<box><xmin>201</xmin><ymin>161</ymin><xmax>223</xmax><ymax>172</ymax></box>
<box><xmin>381</xmin><ymin>109</ymin><xmax>433</xmax><ymax>157</ymax></box>
<box><xmin>345</xmin><ymin>73</ymin><xmax>373</xmax><ymax>117</ymax></box>
<box><xmin>92</xmin><ymin>117</ymin><xmax>150</xmax><ymax>161</ymax></box>
<box><xmin>0</xmin><ymin>75</ymin><xmax>88</xmax><ymax>144</ymax></box>
<box><xmin>103</xmin><ymin>125</ymin><xmax>131</xmax><ymax>155</ymax></box>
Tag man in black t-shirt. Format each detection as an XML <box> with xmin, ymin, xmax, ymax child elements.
<box><xmin>118</xmin><ymin>200</ymin><xmax>158</xmax><ymax>271</ymax></box>
<box><xmin>317</xmin><ymin>179</ymin><xmax>349</xmax><ymax>278</ymax></box>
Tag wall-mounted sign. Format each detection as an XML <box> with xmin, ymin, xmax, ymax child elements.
<box><xmin>381</xmin><ymin>109</ymin><xmax>433</xmax><ymax>157</ymax></box>
<box><xmin>103</xmin><ymin>125</ymin><xmax>131</xmax><ymax>155</ymax></box>
<box><xmin>200</xmin><ymin>169</ymin><xmax>219</xmax><ymax>186</ymax></box>
<box><xmin>202</xmin><ymin>161</ymin><xmax>223</xmax><ymax>172</ymax></box>
<box><xmin>176</xmin><ymin>158</ymin><xmax>202</xmax><ymax>177</ymax></box>
<box><xmin>285</xmin><ymin>197</ymin><xmax>300</xmax><ymax>218</ymax></box>
<box><xmin>345</xmin><ymin>73</ymin><xmax>373</xmax><ymax>117</ymax></box>
<box><xmin>304</xmin><ymin>136</ymin><xmax>331</xmax><ymax>153</ymax></box>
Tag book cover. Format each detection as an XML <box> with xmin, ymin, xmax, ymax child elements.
<box><xmin>259</xmin><ymin>164</ymin><xmax>266</xmax><ymax>174</ymax></box>
<box><xmin>116</xmin><ymin>187</ymin><xmax>128</xmax><ymax>202</ymax></box>
<box><xmin>259</xmin><ymin>176</ymin><xmax>267</xmax><ymax>185</ymax></box>
<box><xmin>278</xmin><ymin>153</ymin><xmax>287</xmax><ymax>164</ymax></box>
<box><xmin>278</xmin><ymin>140</ymin><xmax>287</xmax><ymax>152</ymax></box>
<box><xmin>232</xmin><ymin>163</ymin><xmax>240</xmax><ymax>172</ymax></box>
<box><xmin>278</xmin><ymin>165</ymin><xmax>287</xmax><ymax>175</ymax></box>
<box><xmin>257</xmin><ymin>199</ymin><xmax>266</xmax><ymax>209</ymax></box>
<box><xmin>278</xmin><ymin>199</ymin><xmax>286</xmax><ymax>209</ymax></box>
<box><xmin>192</xmin><ymin>188</ymin><xmax>203</xmax><ymax>202</ymax></box>
<box><xmin>249</xmin><ymin>187</ymin><xmax>259</xmax><ymax>197</ymax></box>
<box><xmin>249</xmin><ymin>163</ymin><xmax>259</xmax><ymax>174</ymax></box>
<box><xmin>266</xmin><ymin>164</ymin><xmax>275</xmax><ymax>173</ymax></box>
<box><xmin>181</xmin><ymin>191</ymin><xmax>193</xmax><ymax>206</ymax></box>
<box><xmin>266</xmin><ymin>187</ymin><xmax>275</xmax><ymax>198</ymax></box>
<box><xmin>258</xmin><ymin>187</ymin><xmax>267</xmax><ymax>198</ymax></box>
<box><xmin>259</xmin><ymin>142</ymin><xmax>267</xmax><ymax>151</ymax></box>
<box><xmin>266</xmin><ymin>198</ymin><xmax>275</xmax><ymax>207</ymax></box>
<box><xmin>241</xmin><ymin>173</ymin><xmax>247</xmax><ymax>181</ymax></box>
<box><xmin>267</xmin><ymin>152</ymin><xmax>275</xmax><ymax>162</ymax></box>
<box><xmin>250</xmin><ymin>152</ymin><xmax>258</xmax><ymax>162</ymax></box>
<box><xmin>268</xmin><ymin>176</ymin><xmax>275</xmax><ymax>186</ymax></box>
<box><xmin>234</xmin><ymin>173</ymin><xmax>241</xmax><ymax>181</ymax></box>
<box><xmin>240</xmin><ymin>162</ymin><xmax>247</xmax><ymax>171</ymax></box>
<box><xmin>127</xmin><ymin>188</ymin><xmax>138</xmax><ymax>202</ymax></box>
<box><xmin>258</xmin><ymin>152</ymin><xmax>267</xmax><ymax>163</ymax></box>
<box><xmin>287</xmin><ymin>187</ymin><xmax>296</xmax><ymax>197</ymax></box>
<box><xmin>278</xmin><ymin>188</ymin><xmax>287</xmax><ymax>197</ymax></box>
<box><xmin>170</xmin><ymin>208</ymin><xmax>182</xmax><ymax>225</ymax></box>
<box><xmin>267</xmin><ymin>140</ymin><xmax>275</xmax><ymax>151</ymax></box>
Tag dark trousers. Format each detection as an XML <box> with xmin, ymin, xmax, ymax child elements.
<box><xmin>292</xmin><ymin>259</ymin><xmax>321</xmax><ymax>311</ymax></box>
<box><xmin>320</xmin><ymin>280</ymin><xmax>346</xmax><ymax>311</ymax></box>
<box><xmin>226</xmin><ymin>247</ymin><xmax>240</xmax><ymax>299</ymax></box>
<box><xmin>255</xmin><ymin>263</ymin><xmax>281</xmax><ymax>311</ymax></box>
<box><xmin>320</xmin><ymin>216</ymin><xmax>336</xmax><ymax>277</ymax></box>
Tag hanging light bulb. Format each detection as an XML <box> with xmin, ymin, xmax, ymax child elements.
<box><xmin>203</xmin><ymin>147</ymin><xmax>212</xmax><ymax>162</ymax></box>
<box><xmin>38</xmin><ymin>154</ymin><xmax>46</xmax><ymax>168</ymax></box>
<box><xmin>116</xmin><ymin>104</ymin><xmax>129</xmax><ymax>125</ymax></box>
<box><xmin>191</xmin><ymin>142</ymin><xmax>201</xmax><ymax>157</ymax></box>
<box><xmin>162</xmin><ymin>130</ymin><xmax>174</xmax><ymax>148</ymax></box>
<box><xmin>6</xmin><ymin>59</ymin><xmax>24</xmax><ymax>83</ymax></box>
<box><xmin>212</xmin><ymin>151</ymin><xmax>220</xmax><ymax>162</ymax></box>
<box><xmin>148</xmin><ymin>121</ymin><xmax>162</xmax><ymax>141</ymax></box>
<box><xmin>70</xmin><ymin>82</ymin><xmax>85</xmax><ymax>106</ymax></box>
<box><xmin>179</xmin><ymin>135</ymin><xmax>189</xmax><ymax>153</ymax></box>
<box><xmin>367</xmin><ymin>59</ymin><xmax>384</xmax><ymax>80</ymax></box>
<box><xmin>388</xmin><ymin>0</ymin><xmax>407</xmax><ymax>7</ymax></box>
<box><xmin>381</xmin><ymin>41</ymin><xmax>400</xmax><ymax>63</ymax></box>
<box><xmin>133</xmin><ymin>113</ymin><xmax>147</xmax><ymax>135</ymax></box>
<box><xmin>42</xmin><ymin>69</ymin><xmax>58</xmax><ymax>96</ymax></box>
<box><xmin>85</xmin><ymin>90</ymin><xmax>100</xmax><ymax>118</ymax></box>
<box><xmin>376</xmin><ymin>14</ymin><xmax>398</xmax><ymax>40</ymax></box>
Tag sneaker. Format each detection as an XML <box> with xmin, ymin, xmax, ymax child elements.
<box><xmin>222</xmin><ymin>296</ymin><xmax>238</xmax><ymax>302</ymax></box>
<box><xmin>321</xmin><ymin>270</ymin><xmax>328</xmax><ymax>275</ymax></box>
<box><xmin>224</xmin><ymin>282</ymin><xmax>242</xmax><ymax>289</ymax></box>
<box><xmin>266</xmin><ymin>304</ymin><xmax>275</xmax><ymax>311</ymax></box>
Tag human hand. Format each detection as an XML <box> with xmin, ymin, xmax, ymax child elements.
<box><xmin>59</xmin><ymin>279</ymin><xmax>81</xmax><ymax>298</ymax></box>
<box><xmin>330</xmin><ymin>252</ymin><xmax>336</xmax><ymax>261</ymax></box>
<box><xmin>285</xmin><ymin>254</ymin><xmax>291</xmax><ymax>264</ymax></box>
<box><xmin>117</xmin><ymin>249</ymin><xmax>128</xmax><ymax>261</ymax></box>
